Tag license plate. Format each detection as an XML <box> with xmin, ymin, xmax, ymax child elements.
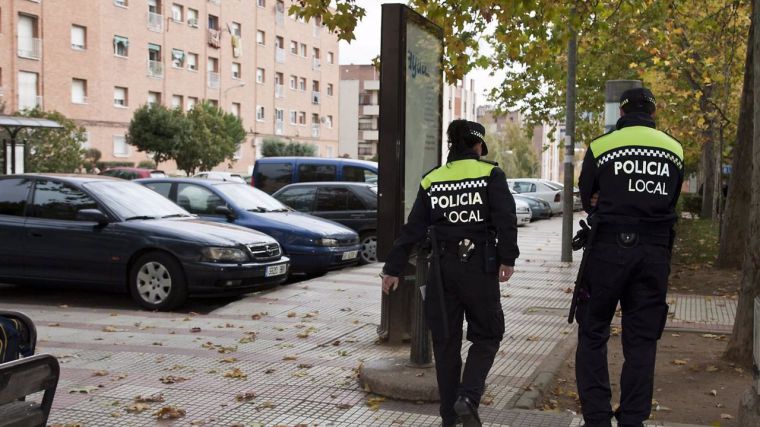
<box><xmin>265</xmin><ymin>263</ymin><xmax>288</xmax><ymax>277</ymax></box>
<box><xmin>341</xmin><ymin>250</ymin><xmax>358</xmax><ymax>261</ymax></box>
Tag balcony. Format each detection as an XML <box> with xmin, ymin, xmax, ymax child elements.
<box><xmin>311</xmin><ymin>125</ymin><xmax>320</xmax><ymax>138</ymax></box>
<box><xmin>18</xmin><ymin>94</ymin><xmax>42</xmax><ymax>111</ymax></box>
<box><xmin>364</xmin><ymin>80</ymin><xmax>380</xmax><ymax>91</ymax></box>
<box><xmin>312</xmin><ymin>58</ymin><xmax>321</xmax><ymax>71</ymax></box>
<box><xmin>362</xmin><ymin>105</ymin><xmax>380</xmax><ymax>116</ymax></box>
<box><xmin>208</xmin><ymin>29</ymin><xmax>221</xmax><ymax>48</ymax></box>
<box><xmin>275</xmin><ymin>47</ymin><xmax>285</xmax><ymax>64</ymax></box>
<box><xmin>275</xmin><ymin>121</ymin><xmax>284</xmax><ymax>135</ymax></box>
<box><xmin>311</xmin><ymin>91</ymin><xmax>321</xmax><ymax>105</ymax></box>
<box><xmin>275</xmin><ymin>84</ymin><xmax>284</xmax><ymax>98</ymax></box>
<box><xmin>208</xmin><ymin>71</ymin><xmax>220</xmax><ymax>89</ymax></box>
<box><xmin>313</xmin><ymin>23</ymin><xmax>320</xmax><ymax>38</ymax></box>
<box><xmin>148</xmin><ymin>60</ymin><xmax>164</xmax><ymax>78</ymax></box>
<box><xmin>17</xmin><ymin>37</ymin><xmax>42</xmax><ymax>60</ymax></box>
<box><xmin>147</xmin><ymin>12</ymin><xmax>163</xmax><ymax>32</ymax></box>
<box><xmin>362</xmin><ymin>130</ymin><xmax>379</xmax><ymax>141</ymax></box>
<box><xmin>275</xmin><ymin>10</ymin><xmax>285</xmax><ymax>26</ymax></box>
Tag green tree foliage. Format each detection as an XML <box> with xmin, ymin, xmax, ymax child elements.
<box><xmin>484</xmin><ymin>123</ymin><xmax>539</xmax><ymax>178</ymax></box>
<box><xmin>261</xmin><ymin>138</ymin><xmax>317</xmax><ymax>157</ymax></box>
<box><xmin>175</xmin><ymin>102</ymin><xmax>245</xmax><ymax>175</ymax></box>
<box><xmin>288</xmin><ymin>0</ymin><xmax>366</xmax><ymax>42</ymax></box>
<box><xmin>126</xmin><ymin>104</ymin><xmax>187</xmax><ymax>166</ymax></box>
<box><xmin>15</xmin><ymin>108</ymin><xmax>85</xmax><ymax>173</ymax></box>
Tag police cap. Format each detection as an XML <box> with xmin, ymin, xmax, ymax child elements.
<box><xmin>465</xmin><ymin>120</ymin><xmax>488</xmax><ymax>156</ymax></box>
<box><xmin>620</xmin><ymin>87</ymin><xmax>656</xmax><ymax>115</ymax></box>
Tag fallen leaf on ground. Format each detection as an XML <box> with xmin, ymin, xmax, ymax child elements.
<box><xmin>527</xmin><ymin>336</ymin><xmax>540</xmax><ymax>342</ymax></box>
<box><xmin>223</xmin><ymin>368</ymin><xmax>248</xmax><ymax>379</ymax></box>
<box><xmin>721</xmin><ymin>413</ymin><xmax>733</xmax><ymax>419</ymax></box>
<box><xmin>102</xmin><ymin>326</ymin><xmax>124</xmax><ymax>332</ymax></box>
<box><xmin>159</xmin><ymin>376</ymin><xmax>189</xmax><ymax>384</ymax></box>
<box><xmin>190</xmin><ymin>327</ymin><xmax>202</xmax><ymax>333</ymax></box>
<box><xmin>283</xmin><ymin>355</ymin><xmax>297</xmax><ymax>361</ymax></box>
<box><xmin>297</xmin><ymin>363</ymin><xmax>313</xmax><ymax>369</ymax></box>
<box><xmin>93</xmin><ymin>370</ymin><xmax>109</xmax><ymax>377</ymax></box>
<box><xmin>220</xmin><ymin>357</ymin><xmax>238</xmax><ymax>363</ymax></box>
<box><xmin>48</xmin><ymin>323</ymin><xmax>61</xmax><ymax>327</ymax></box>
<box><xmin>250</xmin><ymin>312</ymin><xmax>268</xmax><ymax>320</ymax></box>
<box><xmin>367</xmin><ymin>396</ymin><xmax>385</xmax><ymax>411</ymax></box>
<box><xmin>154</xmin><ymin>406</ymin><xmax>186</xmax><ymax>420</ymax></box>
<box><xmin>336</xmin><ymin>403</ymin><xmax>352</xmax><ymax>410</ymax></box>
<box><xmin>135</xmin><ymin>393</ymin><xmax>165</xmax><ymax>403</ymax></box>
<box><xmin>125</xmin><ymin>402</ymin><xmax>152</xmax><ymax>413</ymax></box>
<box><xmin>236</xmin><ymin>392</ymin><xmax>256</xmax><ymax>402</ymax></box>
<box><xmin>287</xmin><ymin>312</ymin><xmax>297</xmax><ymax>318</ymax></box>
<box><xmin>672</xmin><ymin>359</ymin><xmax>688</xmax><ymax>366</ymax></box>
<box><xmin>69</xmin><ymin>386</ymin><xmax>99</xmax><ymax>394</ymax></box>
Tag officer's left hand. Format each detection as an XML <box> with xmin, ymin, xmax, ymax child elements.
<box><xmin>499</xmin><ymin>265</ymin><xmax>514</xmax><ymax>283</ymax></box>
<box><xmin>381</xmin><ymin>275</ymin><xmax>399</xmax><ymax>294</ymax></box>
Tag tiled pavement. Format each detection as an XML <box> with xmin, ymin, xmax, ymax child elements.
<box><xmin>1</xmin><ymin>217</ymin><xmax>719</xmax><ymax>427</ymax></box>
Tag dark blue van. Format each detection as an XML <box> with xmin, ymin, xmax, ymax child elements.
<box><xmin>252</xmin><ymin>157</ymin><xmax>378</xmax><ymax>194</ymax></box>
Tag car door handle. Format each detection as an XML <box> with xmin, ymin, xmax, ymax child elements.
<box><xmin>28</xmin><ymin>231</ymin><xmax>43</xmax><ymax>238</ymax></box>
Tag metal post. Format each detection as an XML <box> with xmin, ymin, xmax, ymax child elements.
<box><xmin>410</xmin><ymin>247</ymin><xmax>432</xmax><ymax>366</ymax></box>
<box><xmin>754</xmin><ymin>296</ymin><xmax>760</xmax><ymax>394</ymax></box>
<box><xmin>561</xmin><ymin>18</ymin><xmax>577</xmax><ymax>263</ymax></box>
<box><xmin>10</xmin><ymin>131</ymin><xmax>16</xmax><ymax>174</ymax></box>
<box><xmin>1</xmin><ymin>137</ymin><xmax>6</xmax><ymax>175</ymax></box>
<box><xmin>604</xmin><ymin>80</ymin><xmax>643</xmax><ymax>133</ymax></box>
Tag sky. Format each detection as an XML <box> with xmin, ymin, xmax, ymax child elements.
<box><xmin>338</xmin><ymin>0</ymin><xmax>504</xmax><ymax>107</ymax></box>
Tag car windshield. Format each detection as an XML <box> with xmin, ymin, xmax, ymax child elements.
<box><xmin>215</xmin><ymin>183</ymin><xmax>290</xmax><ymax>212</ymax></box>
<box><xmin>369</xmin><ymin>185</ymin><xmax>378</xmax><ymax>194</ymax></box>
<box><xmin>85</xmin><ymin>181</ymin><xmax>191</xmax><ymax>219</ymax></box>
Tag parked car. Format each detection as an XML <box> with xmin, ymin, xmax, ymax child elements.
<box><xmin>544</xmin><ymin>180</ymin><xmax>583</xmax><ymax>211</ymax></box>
<box><xmin>194</xmin><ymin>171</ymin><xmax>246</xmax><ymax>184</ymax></box>
<box><xmin>514</xmin><ymin>198</ymin><xmax>532</xmax><ymax>226</ymax></box>
<box><xmin>99</xmin><ymin>167</ymin><xmax>166</xmax><ymax>180</ymax></box>
<box><xmin>253</xmin><ymin>157</ymin><xmax>378</xmax><ymax>194</ymax></box>
<box><xmin>507</xmin><ymin>178</ymin><xmax>563</xmax><ymax>214</ymax></box>
<box><xmin>138</xmin><ymin>178</ymin><xmax>361</xmax><ymax>274</ymax></box>
<box><xmin>512</xmin><ymin>190</ymin><xmax>552</xmax><ymax>220</ymax></box>
<box><xmin>0</xmin><ymin>175</ymin><xmax>290</xmax><ymax>310</ymax></box>
<box><xmin>273</xmin><ymin>182</ymin><xmax>378</xmax><ymax>264</ymax></box>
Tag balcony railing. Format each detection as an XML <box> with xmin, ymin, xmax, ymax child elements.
<box><xmin>208</xmin><ymin>71</ymin><xmax>220</xmax><ymax>89</ymax></box>
<box><xmin>311</xmin><ymin>91</ymin><xmax>320</xmax><ymax>105</ymax></box>
<box><xmin>275</xmin><ymin>47</ymin><xmax>286</xmax><ymax>64</ymax></box>
<box><xmin>148</xmin><ymin>60</ymin><xmax>164</xmax><ymax>78</ymax></box>
<box><xmin>18</xmin><ymin>94</ymin><xmax>42</xmax><ymax>110</ymax></box>
<box><xmin>276</xmin><ymin>10</ymin><xmax>285</xmax><ymax>25</ymax></box>
<box><xmin>311</xmin><ymin>125</ymin><xmax>320</xmax><ymax>138</ymax></box>
<box><xmin>275</xmin><ymin>84</ymin><xmax>284</xmax><ymax>98</ymax></box>
<box><xmin>147</xmin><ymin>12</ymin><xmax>163</xmax><ymax>32</ymax></box>
<box><xmin>17</xmin><ymin>37</ymin><xmax>42</xmax><ymax>60</ymax></box>
<box><xmin>275</xmin><ymin>121</ymin><xmax>284</xmax><ymax>135</ymax></box>
<box><xmin>312</xmin><ymin>58</ymin><xmax>321</xmax><ymax>71</ymax></box>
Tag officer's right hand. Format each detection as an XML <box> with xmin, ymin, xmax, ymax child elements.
<box><xmin>382</xmin><ymin>275</ymin><xmax>399</xmax><ymax>294</ymax></box>
<box><xmin>590</xmin><ymin>192</ymin><xmax>599</xmax><ymax>207</ymax></box>
<box><xmin>499</xmin><ymin>265</ymin><xmax>514</xmax><ymax>283</ymax></box>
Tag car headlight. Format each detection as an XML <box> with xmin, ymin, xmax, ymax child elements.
<box><xmin>317</xmin><ymin>238</ymin><xmax>339</xmax><ymax>247</ymax></box>
<box><xmin>516</xmin><ymin>207</ymin><xmax>530</xmax><ymax>214</ymax></box>
<box><xmin>202</xmin><ymin>247</ymin><xmax>249</xmax><ymax>262</ymax></box>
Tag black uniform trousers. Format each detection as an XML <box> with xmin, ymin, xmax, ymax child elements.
<box><xmin>426</xmin><ymin>249</ymin><xmax>505</xmax><ymax>424</ymax></box>
<box><xmin>575</xmin><ymin>241</ymin><xmax>671</xmax><ymax>427</ymax></box>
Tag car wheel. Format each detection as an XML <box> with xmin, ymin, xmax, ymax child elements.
<box><xmin>359</xmin><ymin>232</ymin><xmax>378</xmax><ymax>264</ymax></box>
<box><xmin>129</xmin><ymin>252</ymin><xmax>187</xmax><ymax>311</ymax></box>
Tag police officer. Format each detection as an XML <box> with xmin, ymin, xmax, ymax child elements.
<box><xmin>381</xmin><ymin>119</ymin><xmax>520</xmax><ymax>427</ymax></box>
<box><xmin>575</xmin><ymin>88</ymin><xmax>684</xmax><ymax>427</ymax></box>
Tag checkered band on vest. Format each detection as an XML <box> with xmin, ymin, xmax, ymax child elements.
<box><xmin>597</xmin><ymin>147</ymin><xmax>683</xmax><ymax>169</ymax></box>
<box><xmin>427</xmin><ymin>178</ymin><xmax>488</xmax><ymax>195</ymax></box>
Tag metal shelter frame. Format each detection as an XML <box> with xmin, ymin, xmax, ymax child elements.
<box><xmin>0</xmin><ymin>115</ymin><xmax>63</xmax><ymax>174</ymax></box>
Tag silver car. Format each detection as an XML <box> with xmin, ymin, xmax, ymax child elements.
<box><xmin>507</xmin><ymin>178</ymin><xmax>563</xmax><ymax>214</ymax></box>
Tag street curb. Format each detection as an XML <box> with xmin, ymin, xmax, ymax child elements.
<box><xmin>513</xmin><ymin>329</ymin><xmax>578</xmax><ymax>410</ymax></box>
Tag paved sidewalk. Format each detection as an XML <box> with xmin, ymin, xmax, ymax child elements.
<box><xmin>1</xmin><ymin>217</ymin><xmax>713</xmax><ymax>426</ymax></box>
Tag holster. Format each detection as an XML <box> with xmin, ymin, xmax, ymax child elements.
<box><xmin>425</xmin><ymin>226</ymin><xmax>449</xmax><ymax>340</ymax></box>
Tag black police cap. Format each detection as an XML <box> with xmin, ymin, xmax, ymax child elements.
<box><xmin>619</xmin><ymin>87</ymin><xmax>656</xmax><ymax>114</ymax></box>
<box><xmin>464</xmin><ymin>121</ymin><xmax>488</xmax><ymax>156</ymax></box>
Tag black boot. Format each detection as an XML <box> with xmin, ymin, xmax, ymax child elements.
<box><xmin>453</xmin><ymin>396</ymin><xmax>482</xmax><ymax>427</ymax></box>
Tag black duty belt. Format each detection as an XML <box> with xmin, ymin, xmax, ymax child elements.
<box><xmin>595</xmin><ymin>231</ymin><xmax>670</xmax><ymax>248</ymax></box>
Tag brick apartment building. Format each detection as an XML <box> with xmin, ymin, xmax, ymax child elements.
<box><xmin>0</xmin><ymin>0</ymin><xmax>340</xmax><ymax>175</ymax></box>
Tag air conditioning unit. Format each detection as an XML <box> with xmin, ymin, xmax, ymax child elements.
<box><xmin>188</xmin><ymin>18</ymin><xmax>198</xmax><ymax>27</ymax></box>
<box><xmin>189</xmin><ymin>64</ymin><xmax>197</xmax><ymax>71</ymax></box>
<box><xmin>233</xmin><ymin>72</ymin><xmax>240</xmax><ymax>79</ymax></box>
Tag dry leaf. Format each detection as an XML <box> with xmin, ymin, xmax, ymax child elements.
<box><xmin>283</xmin><ymin>355</ymin><xmax>297</xmax><ymax>361</ymax></box>
<box><xmin>154</xmin><ymin>406</ymin><xmax>186</xmax><ymax>420</ymax></box>
<box><xmin>102</xmin><ymin>326</ymin><xmax>124</xmax><ymax>332</ymax></box>
<box><xmin>721</xmin><ymin>413</ymin><xmax>733</xmax><ymax>420</ymax></box>
<box><xmin>125</xmin><ymin>402</ymin><xmax>152</xmax><ymax>413</ymax></box>
<box><xmin>220</xmin><ymin>357</ymin><xmax>238</xmax><ymax>363</ymax></box>
<box><xmin>526</xmin><ymin>336</ymin><xmax>540</xmax><ymax>342</ymax></box>
<box><xmin>135</xmin><ymin>393</ymin><xmax>165</xmax><ymax>403</ymax></box>
<box><xmin>190</xmin><ymin>327</ymin><xmax>202</xmax><ymax>333</ymax></box>
<box><xmin>710</xmin><ymin>389</ymin><xmax>718</xmax><ymax>396</ymax></box>
<box><xmin>287</xmin><ymin>312</ymin><xmax>297</xmax><ymax>318</ymax></box>
<box><xmin>672</xmin><ymin>359</ymin><xmax>688</xmax><ymax>366</ymax></box>
<box><xmin>159</xmin><ymin>376</ymin><xmax>189</xmax><ymax>384</ymax></box>
<box><xmin>93</xmin><ymin>370</ymin><xmax>109</xmax><ymax>377</ymax></box>
<box><xmin>69</xmin><ymin>386</ymin><xmax>98</xmax><ymax>394</ymax></box>
<box><xmin>223</xmin><ymin>368</ymin><xmax>248</xmax><ymax>379</ymax></box>
<box><xmin>235</xmin><ymin>392</ymin><xmax>256</xmax><ymax>402</ymax></box>
<box><xmin>706</xmin><ymin>365</ymin><xmax>719</xmax><ymax>373</ymax></box>
<box><xmin>250</xmin><ymin>312</ymin><xmax>268</xmax><ymax>320</ymax></box>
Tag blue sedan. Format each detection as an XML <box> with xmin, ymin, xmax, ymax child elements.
<box><xmin>137</xmin><ymin>178</ymin><xmax>361</xmax><ymax>274</ymax></box>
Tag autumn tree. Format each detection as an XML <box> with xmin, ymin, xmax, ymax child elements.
<box><xmin>484</xmin><ymin>123</ymin><xmax>539</xmax><ymax>178</ymax></box>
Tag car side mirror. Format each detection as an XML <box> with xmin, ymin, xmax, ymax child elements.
<box><xmin>214</xmin><ymin>205</ymin><xmax>237</xmax><ymax>221</ymax></box>
<box><xmin>77</xmin><ymin>209</ymin><xmax>109</xmax><ymax>226</ymax></box>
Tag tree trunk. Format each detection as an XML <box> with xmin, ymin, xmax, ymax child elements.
<box><xmin>711</xmin><ymin>121</ymin><xmax>723</xmax><ymax>223</ymax></box>
<box><xmin>724</xmin><ymin>0</ymin><xmax>760</xmax><ymax>366</ymax></box>
<box><xmin>717</xmin><ymin>17</ymin><xmax>755</xmax><ymax>270</ymax></box>
<box><xmin>700</xmin><ymin>140</ymin><xmax>716</xmax><ymax>220</ymax></box>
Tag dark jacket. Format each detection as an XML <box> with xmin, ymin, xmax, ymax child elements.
<box><xmin>382</xmin><ymin>152</ymin><xmax>520</xmax><ymax>276</ymax></box>
<box><xmin>579</xmin><ymin>112</ymin><xmax>684</xmax><ymax>230</ymax></box>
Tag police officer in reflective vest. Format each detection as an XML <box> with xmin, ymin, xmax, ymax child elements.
<box><xmin>575</xmin><ymin>88</ymin><xmax>684</xmax><ymax>427</ymax></box>
<box><xmin>381</xmin><ymin>120</ymin><xmax>520</xmax><ymax>427</ymax></box>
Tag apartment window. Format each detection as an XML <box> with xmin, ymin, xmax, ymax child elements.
<box><xmin>256</xmin><ymin>30</ymin><xmax>265</xmax><ymax>45</ymax></box>
<box><xmin>187</xmin><ymin>8</ymin><xmax>199</xmax><ymax>27</ymax></box>
<box><xmin>17</xmin><ymin>71</ymin><xmax>39</xmax><ymax>110</ymax></box>
<box><xmin>187</xmin><ymin>96</ymin><xmax>198</xmax><ymax>111</ymax></box>
<box><xmin>231</xmin><ymin>102</ymin><xmax>241</xmax><ymax>117</ymax></box>
<box><xmin>312</xmin><ymin>47</ymin><xmax>320</xmax><ymax>59</ymax></box>
<box><xmin>290</xmin><ymin>40</ymin><xmax>298</xmax><ymax>54</ymax></box>
<box><xmin>208</xmin><ymin>99</ymin><xmax>218</xmax><ymax>107</ymax></box>
<box><xmin>208</xmin><ymin>57</ymin><xmax>218</xmax><ymax>73</ymax></box>
<box><xmin>289</xmin><ymin>75</ymin><xmax>297</xmax><ymax>90</ymax></box>
<box><xmin>187</xmin><ymin>52</ymin><xmax>198</xmax><ymax>71</ymax></box>
<box><xmin>113</xmin><ymin>86</ymin><xmax>128</xmax><ymax>107</ymax></box>
<box><xmin>300</xmin><ymin>43</ymin><xmax>307</xmax><ymax>57</ymax></box>
<box><xmin>148</xmin><ymin>91</ymin><xmax>161</xmax><ymax>106</ymax></box>
<box><xmin>232</xmin><ymin>62</ymin><xmax>241</xmax><ymax>79</ymax></box>
<box><xmin>113</xmin><ymin>135</ymin><xmax>129</xmax><ymax>157</ymax></box>
<box><xmin>208</xmin><ymin>14</ymin><xmax>219</xmax><ymax>30</ymax></box>
<box><xmin>17</xmin><ymin>14</ymin><xmax>40</xmax><ymax>60</ymax></box>
<box><xmin>71</xmin><ymin>79</ymin><xmax>87</xmax><ymax>104</ymax></box>
<box><xmin>114</xmin><ymin>0</ymin><xmax>128</xmax><ymax>7</ymax></box>
<box><xmin>325</xmin><ymin>115</ymin><xmax>333</xmax><ymax>129</ymax></box>
<box><xmin>311</xmin><ymin>113</ymin><xmax>319</xmax><ymax>125</ymax></box>
<box><xmin>299</xmin><ymin>78</ymin><xmax>306</xmax><ymax>91</ymax></box>
<box><xmin>327</xmin><ymin>83</ymin><xmax>333</xmax><ymax>96</ymax></box>
<box><xmin>171</xmin><ymin>95</ymin><xmax>183</xmax><ymax>109</ymax></box>
<box><xmin>256</xmin><ymin>105</ymin><xmax>265</xmax><ymax>121</ymax></box>
<box><xmin>289</xmin><ymin>110</ymin><xmax>297</xmax><ymax>124</ymax></box>
<box><xmin>312</xmin><ymin>80</ymin><xmax>320</xmax><ymax>92</ymax></box>
<box><xmin>113</xmin><ymin>35</ymin><xmax>129</xmax><ymax>57</ymax></box>
<box><xmin>256</xmin><ymin>68</ymin><xmax>265</xmax><ymax>84</ymax></box>
<box><xmin>171</xmin><ymin>49</ymin><xmax>185</xmax><ymax>68</ymax></box>
<box><xmin>298</xmin><ymin>111</ymin><xmax>306</xmax><ymax>125</ymax></box>
<box><xmin>257</xmin><ymin>0</ymin><xmax>265</xmax><ymax>7</ymax></box>
<box><xmin>230</xmin><ymin>22</ymin><xmax>241</xmax><ymax>37</ymax></box>
<box><xmin>71</xmin><ymin>25</ymin><xmax>86</xmax><ymax>50</ymax></box>
<box><xmin>148</xmin><ymin>43</ymin><xmax>161</xmax><ymax>61</ymax></box>
<box><xmin>327</xmin><ymin>51</ymin><xmax>334</xmax><ymax>64</ymax></box>
<box><xmin>171</xmin><ymin>4</ymin><xmax>183</xmax><ymax>22</ymax></box>
<box><xmin>275</xmin><ymin>36</ymin><xmax>284</xmax><ymax>49</ymax></box>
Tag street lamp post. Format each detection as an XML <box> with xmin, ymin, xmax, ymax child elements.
<box><xmin>223</xmin><ymin>81</ymin><xmax>247</xmax><ymax>106</ymax></box>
